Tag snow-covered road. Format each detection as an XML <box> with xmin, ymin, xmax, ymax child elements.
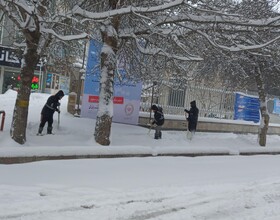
<box><xmin>1</xmin><ymin>181</ymin><xmax>280</xmax><ymax>220</ymax></box>
<box><xmin>1</xmin><ymin>156</ymin><xmax>280</xmax><ymax>220</ymax></box>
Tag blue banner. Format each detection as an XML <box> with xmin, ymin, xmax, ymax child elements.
<box><xmin>80</xmin><ymin>40</ymin><xmax>142</xmax><ymax>125</ymax></box>
<box><xmin>83</xmin><ymin>40</ymin><xmax>101</xmax><ymax>95</ymax></box>
<box><xmin>234</xmin><ymin>93</ymin><xmax>260</xmax><ymax>123</ymax></box>
<box><xmin>273</xmin><ymin>98</ymin><xmax>280</xmax><ymax>114</ymax></box>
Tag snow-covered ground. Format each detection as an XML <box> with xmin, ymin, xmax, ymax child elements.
<box><xmin>1</xmin><ymin>90</ymin><xmax>280</xmax><ymax>219</ymax></box>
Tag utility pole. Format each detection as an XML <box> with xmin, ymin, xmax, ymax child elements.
<box><xmin>75</xmin><ymin>41</ymin><xmax>87</xmax><ymax>116</ymax></box>
<box><xmin>149</xmin><ymin>81</ymin><xmax>157</xmax><ymax>122</ymax></box>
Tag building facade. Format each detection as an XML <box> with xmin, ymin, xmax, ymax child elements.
<box><xmin>0</xmin><ymin>12</ymin><xmax>69</xmax><ymax>94</ymax></box>
<box><xmin>0</xmin><ymin>45</ymin><xmax>42</xmax><ymax>94</ymax></box>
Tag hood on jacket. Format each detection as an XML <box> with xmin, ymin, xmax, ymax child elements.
<box><xmin>55</xmin><ymin>90</ymin><xmax>64</xmax><ymax>99</ymax></box>
<box><xmin>190</xmin><ymin>100</ymin><xmax>196</xmax><ymax>108</ymax></box>
<box><xmin>151</xmin><ymin>105</ymin><xmax>158</xmax><ymax>111</ymax></box>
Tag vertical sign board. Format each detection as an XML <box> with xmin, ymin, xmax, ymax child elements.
<box><xmin>234</xmin><ymin>92</ymin><xmax>260</xmax><ymax>123</ymax></box>
<box><xmin>59</xmin><ymin>76</ymin><xmax>69</xmax><ymax>95</ymax></box>
<box><xmin>80</xmin><ymin>40</ymin><xmax>142</xmax><ymax>125</ymax></box>
<box><xmin>112</xmin><ymin>69</ymin><xmax>142</xmax><ymax>124</ymax></box>
<box><xmin>80</xmin><ymin>40</ymin><xmax>102</xmax><ymax>119</ymax></box>
<box><xmin>273</xmin><ymin>98</ymin><xmax>280</xmax><ymax>114</ymax></box>
<box><xmin>45</xmin><ymin>73</ymin><xmax>52</xmax><ymax>89</ymax></box>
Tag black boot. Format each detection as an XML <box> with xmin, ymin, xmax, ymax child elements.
<box><xmin>37</xmin><ymin>127</ymin><xmax>44</xmax><ymax>135</ymax></box>
<box><xmin>159</xmin><ymin>131</ymin><xmax>162</xmax><ymax>139</ymax></box>
<box><xmin>47</xmin><ymin>126</ymin><xmax>53</xmax><ymax>134</ymax></box>
<box><xmin>154</xmin><ymin>133</ymin><xmax>159</xmax><ymax>139</ymax></box>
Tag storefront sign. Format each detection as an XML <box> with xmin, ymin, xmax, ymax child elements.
<box><xmin>0</xmin><ymin>46</ymin><xmax>41</xmax><ymax>70</ymax></box>
<box><xmin>0</xmin><ymin>46</ymin><xmax>22</xmax><ymax>68</ymax></box>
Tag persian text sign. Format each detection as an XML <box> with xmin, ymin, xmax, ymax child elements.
<box><xmin>88</xmin><ymin>96</ymin><xmax>124</xmax><ymax>104</ymax></box>
<box><xmin>234</xmin><ymin>92</ymin><xmax>260</xmax><ymax>123</ymax></box>
<box><xmin>273</xmin><ymin>98</ymin><xmax>280</xmax><ymax>114</ymax></box>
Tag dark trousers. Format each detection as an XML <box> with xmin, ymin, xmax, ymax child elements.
<box><xmin>38</xmin><ymin>114</ymin><xmax>54</xmax><ymax>134</ymax></box>
<box><xmin>39</xmin><ymin>114</ymin><xmax>53</xmax><ymax>128</ymax></box>
<box><xmin>154</xmin><ymin>125</ymin><xmax>162</xmax><ymax>139</ymax></box>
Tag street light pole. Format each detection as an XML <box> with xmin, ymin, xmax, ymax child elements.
<box><xmin>39</xmin><ymin>59</ymin><xmax>43</xmax><ymax>92</ymax></box>
<box><xmin>39</xmin><ymin>57</ymin><xmax>46</xmax><ymax>93</ymax></box>
<box><xmin>75</xmin><ymin>41</ymin><xmax>87</xmax><ymax>116</ymax></box>
<box><xmin>149</xmin><ymin>81</ymin><xmax>157</xmax><ymax>122</ymax></box>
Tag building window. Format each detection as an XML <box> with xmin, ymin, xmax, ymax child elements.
<box><xmin>3</xmin><ymin>70</ymin><xmax>39</xmax><ymax>93</ymax></box>
<box><xmin>3</xmin><ymin>71</ymin><xmax>19</xmax><ymax>93</ymax></box>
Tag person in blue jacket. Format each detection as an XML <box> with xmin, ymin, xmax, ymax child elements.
<box><xmin>37</xmin><ymin>90</ymin><xmax>64</xmax><ymax>135</ymax></box>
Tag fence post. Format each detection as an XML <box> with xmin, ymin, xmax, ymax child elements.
<box><xmin>0</xmin><ymin>111</ymin><xmax>5</xmax><ymax>131</ymax></box>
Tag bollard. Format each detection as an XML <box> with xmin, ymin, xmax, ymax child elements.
<box><xmin>0</xmin><ymin>111</ymin><xmax>5</xmax><ymax>131</ymax></box>
<box><xmin>67</xmin><ymin>92</ymin><xmax>77</xmax><ymax>115</ymax></box>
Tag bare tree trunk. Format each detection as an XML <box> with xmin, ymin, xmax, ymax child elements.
<box><xmin>255</xmin><ymin>65</ymin><xmax>269</xmax><ymax>147</ymax></box>
<box><xmin>94</xmin><ymin>22</ymin><xmax>119</xmax><ymax>145</ymax></box>
<box><xmin>94</xmin><ymin>1</ymin><xmax>121</xmax><ymax>145</ymax></box>
<box><xmin>94</xmin><ymin>42</ymin><xmax>115</xmax><ymax>145</ymax></box>
<box><xmin>10</xmin><ymin>32</ymin><xmax>40</xmax><ymax>144</ymax></box>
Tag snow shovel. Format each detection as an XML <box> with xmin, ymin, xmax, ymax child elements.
<box><xmin>186</xmin><ymin>130</ymin><xmax>192</xmax><ymax>140</ymax></box>
<box><xmin>57</xmin><ymin>106</ymin><xmax>60</xmax><ymax>129</ymax></box>
<box><xmin>147</xmin><ymin>123</ymin><xmax>152</xmax><ymax>135</ymax></box>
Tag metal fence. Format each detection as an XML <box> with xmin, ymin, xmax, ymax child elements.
<box><xmin>140</xmin><ymin>84</ymin><xmax>276</xmax><ymax>120</ymax></box>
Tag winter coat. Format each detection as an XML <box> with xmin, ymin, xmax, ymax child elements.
<box><xmin>150</xmin><ymin>105</ymin><xmax>164</xmax><ymax>126</ymax></box>
<box><xmin>185</xmin><ymin>100</ymin><xmax>199</xmax><ymax>131</ymax></box>
<box><xmin>41</xmin><ymin>90</ymin><xmax>64</xmax><ymax>119</ymax></box>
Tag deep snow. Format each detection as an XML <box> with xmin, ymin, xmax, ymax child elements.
<box><xmin>1</xmin><ymin>90</ymin><xmax>280</xmax><ymax>219</ymax></box>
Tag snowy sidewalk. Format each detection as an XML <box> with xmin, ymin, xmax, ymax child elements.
<box><xmin>1</xmin><ymin>145</ymin><xmax>280</xmax><ymax>164</ymax></box>
<box><xmin>2</xmin><ymin>91</ymin><xmax>280</xmax><ymax>164</ymax></box>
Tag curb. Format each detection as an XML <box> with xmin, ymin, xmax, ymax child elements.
<box><xmin>0</xmin><ymin>154</ymin><xmax>152</xmax><ymax>164</ymax></box>
<box><xmin>2</xmin><ymin>150</ymin><xmax>280</xmax><ymax>164</ymax></box>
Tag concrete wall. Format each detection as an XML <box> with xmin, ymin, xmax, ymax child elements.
<box><xmin>138</xmin><ymin>114</ymin><xmax>280</xmax><ymax>135</ymax></box>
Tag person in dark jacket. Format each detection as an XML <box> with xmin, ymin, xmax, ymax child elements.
<box><xmin>151</xmin><ymin>105</ymin><xmax>164</xmax><ymax>139</ymax></box>
<box><xmin>37</xmin><ymin>90</ymin><xmax>64</xmax><ymax>135</ymax></box>
<box><xmin>184</xmin><ymin>100</ymin><xmax>199</xmax><ymax>139</ymax></box>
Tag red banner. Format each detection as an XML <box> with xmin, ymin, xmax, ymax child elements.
<box><xmin>88</xmin><ymin>95</ymin><xmax>99</xmax><ymax>103</ymax></box>
<box><xmin>88</xmin><ymin>96</ymin><xmax>124</xmax><ymax>104</ymax></box>
<box><xmin>113</xmin><ymin>96</ymin><xmax>124</xmax><ymax>104</ymax></box>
